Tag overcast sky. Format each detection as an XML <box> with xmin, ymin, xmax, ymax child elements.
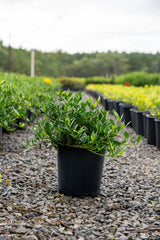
<box><xmin>0</xmin><ymin>0</ymin><xmax>160</xmax><ymax>53</ymax></box>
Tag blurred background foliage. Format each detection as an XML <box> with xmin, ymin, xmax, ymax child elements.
<box><xmin>0</xmin><ymin>40</ymin><xmax>160</xmax><ymax>78</ymax></box>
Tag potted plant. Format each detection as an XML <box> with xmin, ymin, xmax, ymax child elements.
<box><xmin>30</xmin><ymin>90</ymin><xmax>140</xmax><ymax>197</ymax></box>
<box><xmin>0</xmin><ymin>81</ymin><xmax>30</xmax><ymax>136</ymax></box>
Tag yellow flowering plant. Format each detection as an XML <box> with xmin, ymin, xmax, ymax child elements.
<box><xmin>86</xmin><ymin>84</ymin><xmax>160</xmax><ymax>118</ymax></box>
<box><xmin>44</xmin><ymin>78</ymin><xmax>53</xmax><ymax>84</ymax></box>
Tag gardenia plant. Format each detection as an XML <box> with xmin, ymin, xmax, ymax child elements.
<box><xmin>0</xmin><ymin>80</ymin><xmax>29</xmax><ymax>131</ymax></box>
<box><xmin>30</xmin><ymin>90</ymin><xmax>141</xmax><ymax>157</ymax></box>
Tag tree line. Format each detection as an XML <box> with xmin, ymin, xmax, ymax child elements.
<box><xmin>0</xmin><ymin>40</ymin><xmax>160</xmax><ymax>77</ymax></box>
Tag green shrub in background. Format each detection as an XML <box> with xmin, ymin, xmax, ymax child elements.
<box><xmin>56</xmin><ymin>76</ymin><xmax>86</xmax><ymax>90</ymax></box>
<box><xmin>0</xmin><ymin>72</ymin><xmax>62</xmax><ymax>131</ymax></box>
<box><xmin>0</xmin><ymin>80</ymin><xmax>29</xmax><ymax>130</ymax></box>
<box><xmin>86</xmin><ymin>76</ymin><xmax>110</xmax><ymax>85</ymax></box>
<box><xmin>85</xmin><ymin>72</ymin><xmax>160</xmax><ymax>86</ymax></box>
<box><xmin>114</xmin><ymin>72</ymin><xmax>160</xmax><ymax>86</ymax></box>
<box><xmin>0</xmin><ymin>72</ymin><xmax>61</xmax><ymax>110</ymax></box>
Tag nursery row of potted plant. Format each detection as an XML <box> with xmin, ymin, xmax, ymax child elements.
<box><xmin>0</xmin><ymin>72</ymin><xmax>91</xmax><ymax>143</ymax></box>
<box><xmin>86</xmin><ymin>84</ymin><xmax>160</xmax><ymax>115</ymax></box>
<box><xmin>0</xmin><ymin>84</ymin><xmax>131</xmax><ymax>197</ymax></box>
<box><xmin>0</xmin><ymin>76</ymin><xmax>141</xmax><ymax>197</ymax></box>
<box><xmin>0</xmin><ymin>80</ymin><xmax>29</xmax><ymax>143</ymax></box>
<box><xmin>85</xmin><ymin>88</ymin><xmax>160</xmax><ymax>150</ymax></box>
<box><xmin>0</xmin><ymin>73</ymin><xmax>142</xmax><ymax>198</ymax></box>
<box><xmin>0</xmin><ymin>73</ymin><xmax>61</xmax><ymax>144</ymax></box>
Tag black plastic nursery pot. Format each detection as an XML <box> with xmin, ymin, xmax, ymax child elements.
<box><xmin>130</xmin><ymin>108</ymin><xmax>136</xmax><ymax>131</ymax></box>
<box><xmin>142</xmin><ymin>112</ymin><xmax>150</xmax><ymax>138</ymax></box>
<box><xmin>135</xmin><ymin>110</ymin><xmax>144</xmax><ymax>136</ymax></box>
<box><xmin>99</xmin><ymin>94</ymin><xmax>106</xmax><ymax>108</ymax></box>
<box><xmin>130</xmin><ymin>108</ymin><xmax>144</xmax><ymax>135</ymax></box>
<box><xmin>58</xmin><ymin>145</ymin><xmax>104</xmax><ymax>197</ymax></box>
<box><xmin>155</xmin><ymin>118</ymin><xmax>160</xmax><ymax>150</ymax></box>
<box><xmin>108</xmin><ymin>99</ymin><xmax>122</xmax><ymax>114</ymax></box>
<box><xmin>146</xmin><ymin>114</ymin><xmax>156</xmax><ymax>146</ymax></box>
<box><xmin>16</xmin><ymin>118</ymin><xmax>27</xmax><ymax>130</ymax></box>
<box><xmin>0</xmin><ymin>126</ymin><xmax>2</xmax><ymax>145</ymax></box>
<box><xmin>27</xmin><ymin>109</ymin><xmax>36</xmax><ymax>122</ymax></box>
<box><xmin>87</xmin><ymin>90</ymin><xmax>104</xmax><ymax>103</ymax></box>
<box><xmin>85</xmin><ymin>89</ymin><xmax>94</xmax><ymax>98</ymax></box>
<box><xmin>103</xmin><ymin>98</ymin><xmax>109</xmax><ymax>111</ymax></box>
<box><xmin>119</xmin><ymin>103</ymin><xmax>132</xmax><ymax>127</ymax></box>
<box><xmin>91</xmin><ymin>91</ymin><xmax>101</xmax><ymax>100</ymax></box>
<box><xmin>113</xmin><ymin>100</ymin><xmax>122</xmax><ymax>115</ymax></box>
<box><xmin>100</xmin><ymin>96</ymin><xmax>107</xmax><ymax>109</ymax></box>
<box><xmin>2</xmin><ymin>124</ymin><xmax>15</xmax><ymax>133</ymax></box>
<box><xmin>107</xmin><ymin>99</ymin><xmax>114</xmax><ymax>114</ymax></box>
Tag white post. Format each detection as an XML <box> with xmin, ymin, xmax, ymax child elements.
<box><xmin>31</xmin><ymin>50</ymin><xmax>35</xmax><ymax>77</ymax></box>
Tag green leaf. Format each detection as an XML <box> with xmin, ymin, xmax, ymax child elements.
<box><xmin>93</xmin><ymin>101</ymin><xmax>98</xmax><ymax>107</ymax></box>
<box><xmin>124</xmin><ymin>131</ymin><xmax>129</xmax><ymax>141</ymax></box>
<box><xmin>91</xmin><ymin>132</ymin><xmax>95</xmax><ymax>141</ymax></box>
<box><xmin>110</xmin><ymin>119</ymin><xmax>115</xmax><ymax>125</ymax></box>
<box><xmin>97</xmin><ymin>96</ymin><xmax>101</xmax><ymax>103</ymax></box>
<box><xmin>113</xmin><ymin>109</ymin><xmax>121</xmax><ymax>121</ymax></box>
<box><xmin>136</xmin><ymin>135</ymin><xmax>141</xmax><ymax>143</ymax></box>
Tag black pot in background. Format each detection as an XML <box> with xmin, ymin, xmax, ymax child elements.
<box><xmin>119</xmin><ymin>103</ymin><xmax>132</xmax><ymax>127</ymax></box>
<box><xmin>0</xmin><ymin>126</ymin><xmax>2</xmax><ymax>145</ymax></box>
<box><xmin>85</xmin><ymin>90</ymin><xmax>97</xmax><ymax>99</ymax></box>
<box><xmin>107</xmin><ymin>99</ymin><xmax>122</xmax><ymax>114</ymax></box>
<box><xmin>85</xmin><ymin>89</ymin><xmax>94</xmax><ymax>98</ymax></box>
<box><xmin>27</xmin><ymin>109</ymin><xmax>36</xmax><ymax>123</ymax></box>
<box><xmin>130</xmin><ymin>108</ymin><xmax>136</xmax><ymax>131</ymax></box>
<box><xmin>146</xmin><ymin>114</ymin><xmax>156</xmax><ymax>146</ymax></box>
<box><xmin>136</xmin><ymin>110</ymin><xmax>144</xmax><ymax>136</ymax></box>
<box><xmin>103</xmin><ymin>97</ymin><xmax>109</xmax><ymax>111</ymax></box>
<box><xmin>142</xmin><ymin>112</ymin><xmax>150</xmax><ymax>138</ymax></box>
<box><xmin>113</xmin><ymin>100</ymin><xmax>123</xmax><ymax>115</ymax></box>
<box><xmin>155</xmin><ymin>118</ymin><xmax>160</xmax><ymax>150</ymax></box>
<box><xmin>101</xmin><ymin>95</ymin><xmax>106</xmax><ymax>110</ymax></box>
<box><xmin>107</xmin><ymin>99</ymin><xmax>115</xmax><ymax>114</ymax></box>
<box><xmin>130</xmin><ymin>108</ymin><xmax>144</xmax><ymax>135</ymax></box>
<box><xmin>16</xmin><ymin>118</ymin><xmax>27</xmax><ymax>130</ymax></box>
<box><xmin>92</xmin><ymin>91</ymin><xmax>101</xmax><ymax>100</ymax></box>
<box><xmin>99</xmin><ymin>94</ymin><xmax>106</xmax><ymax>108</ymax></box>
<box><xmin>2</xmin><ymin>124</ymin><xmax>16</xmax><ymax>133</ymax></box>
<box><xmin>58</xmin><ymin>145</ymin><xmax>104</xmax><ymax>197</ymax></box>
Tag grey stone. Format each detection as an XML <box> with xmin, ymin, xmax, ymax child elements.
<box><xmin>35</xmin><ymin>224</ymin><xmax>43</xmax><ymax>230</ymax></box>
<box><xmin>24</xmin><ymin>236</ymin><xmax>39</xmax><ymax>240</ymax></box>
<box><xmin>119</xmin><ymin>236</ymin><xmax>128</xmax><ymax>240</ymax></box>
<box><xmin>7</xmin><ymin>206</ymin><xmax>12</xmax><ymax>212</ymax></box>
<box><xmin>15</xmin><ymin>226</ymin><xmax>27</xmax><ymax>234</ymax></box>
<box><xmin>106</xmin><ymin>234</ymin><xmax>115</xmax><ymax>240</ymax></box>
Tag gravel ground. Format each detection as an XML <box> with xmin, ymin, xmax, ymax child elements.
<box><xmin>0</xmin><ymin>93</ymin><xmax>160</xmax><ymax>240</ymax></box>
